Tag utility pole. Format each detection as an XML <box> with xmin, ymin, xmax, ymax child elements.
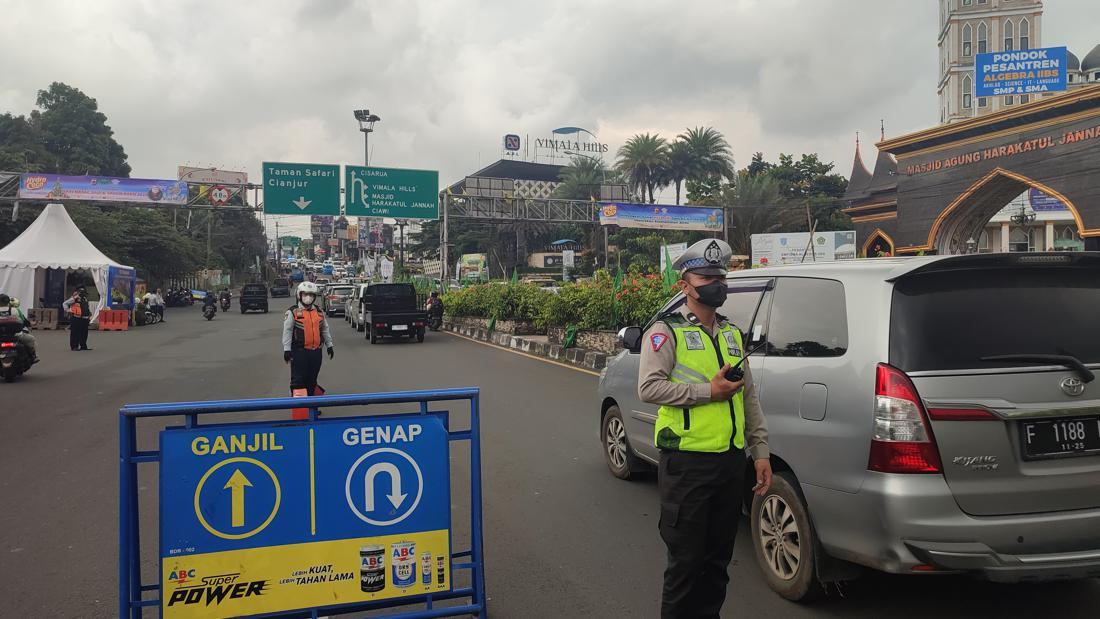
<box><xmin>275</xmin><ymin>219</ymin><xmax>281</xmax><ymax>273</ymax></box>
<box><xmin>441</xmin><ymin>193</ymin><xmax>449</xmax><ymax>284</ymax></box>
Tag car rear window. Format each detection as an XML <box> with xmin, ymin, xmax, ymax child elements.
<box><xmin>243</xmin><ymin>285</ymin><xmax>266</xmax><ymax>294</ymax></box>
<box><xmin>330</xmin><ymin>286</ymin><xmax>353</xmax><ymax>295</ymax></box>
<box><xmin>764</xmin><ymin>278</ymin><xmax>848</xmax><ymax>357</ymax></box>
<box><xmin>369</xmin><ymin>284</ymin><xmax>415</xmax><ymax>298</ymax></box>
<box><xmin>890</xmin><ymin>266</ymin><xmax>1100</xmax><ymax>371</ymax></box>
<box><xmin>273</xmin><ymin>278</ymin><xmax>289</xmax><ymax>286</ymax></box>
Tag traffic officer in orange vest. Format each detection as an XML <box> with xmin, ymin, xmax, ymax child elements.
<box><xmin>639</xmin><ymin>238</ymin><xmax>771</xmax><ymax>619</ymax></box>
<box><xmin>282</xmin><ymin>281</ymin><xmax>334</xmax><ymax>396</ymax></box>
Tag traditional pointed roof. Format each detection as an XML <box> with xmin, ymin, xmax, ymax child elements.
<box><xmin>844</xmin><ymin>135</ymin><xmax>873</xmax><ymax>200</ymax></box>
<box><xmin>866</xmin><ymin>148</ymin><xmax>898</xmax><ymax>195</ymax></box>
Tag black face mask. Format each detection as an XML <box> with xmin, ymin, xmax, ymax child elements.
<box><xmin>693</xmin><ymin>281</ymin><xmax>727</xmax><ymax>308</ymax></box>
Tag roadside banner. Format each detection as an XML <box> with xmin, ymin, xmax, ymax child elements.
<box><xmin>119</xmin><ymin>389</ymin><xmax>486</xmax><ymax>619</ymax></box>
<box><xmin>600</xmin><ymin>202</ymin><xmax>724</xmax><ymax>231</ymax></box>
<box><xmin>976</xmin><ymin>46</ymin><xmax>1067</xmax><ymax>97</ymax></box>
<box><xmin>750</xmin><ymin>231</ymin><xmax>856</xmax><ymax>267</ymax></box>
<box><xmin>18</xmin><ymin>173</ymin><xmax>188</xmax><ymax>204</ymax></box>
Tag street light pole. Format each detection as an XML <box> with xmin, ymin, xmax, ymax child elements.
<box><xmin>354</xmin><ymin>109</ymin><xmax>381</xmax><ymax>268</ymax></box>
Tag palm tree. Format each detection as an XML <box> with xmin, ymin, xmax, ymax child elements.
<box><xmin>615</xmin><ymin>133</ymin><xmax>669</xmax><ymax>203</ymax></box>
<box><xmin>553</xmin><ymin>156</ymin><xmax>610</xmax><ymax>200</ymax></box>
<box><xmin>721</xmin><ymin>170</ymin><xmax>789</xmax><ymax>255</ymax></box>
<box><xmin>664</xmin><ymin>141</ymin><xmax>693</xmax><ymax>205</ymax></box>
<box><xmin>679</xmin><ymin>126</ymin><xmax>735</xmax><ymax>188</ymax></box>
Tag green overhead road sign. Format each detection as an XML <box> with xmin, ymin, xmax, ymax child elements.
<box><xmin>345</xmin><ymin>165</ymin><xmax>439</xmax><ymax>219</ymax></box>
<box><xmin>262</xmin><ymin>162</ymin><xmax>340</xmax><ymax>215</ymax></box>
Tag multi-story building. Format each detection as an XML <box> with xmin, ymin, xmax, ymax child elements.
<box><xmin>938</xmin><ymin>0</ymin><xmax>1099</xmax><ymax>124</ymax></box>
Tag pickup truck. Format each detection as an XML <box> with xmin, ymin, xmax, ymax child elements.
<box><xmin>270</xmin><ymin>277</ymin><xmax>291</xmax><ymax>298</ymax></box>
<box><xmin>239</xmin><ymin>283</ymin><xmax>269</xmax><ymax>314</ymax></box>
<box><xmin>361</xmin><ymin>283</ymin><xmax>428</xmax><ymax>344</ymax></box>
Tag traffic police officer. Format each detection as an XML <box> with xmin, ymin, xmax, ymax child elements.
<box><xmin>638</xmin><ymin>238</ymin><xmax>771</xmax><ymax>619</ymax></box>
<box><xmin>282</xmin><ymin>281</ymin><xmax>334</xmax><ymax>396</ymax></box>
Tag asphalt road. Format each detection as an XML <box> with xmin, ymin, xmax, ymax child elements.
<box><xmin>1</xmin><ymin>303</ymin><xmax>1098</xmax><ymax>618</ymax></box>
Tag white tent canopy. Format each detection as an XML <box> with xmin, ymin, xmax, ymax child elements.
<box><xmin>0</xmin><ymin>203</ymin><xmax>134</xmax><ymax>319</ymax></box>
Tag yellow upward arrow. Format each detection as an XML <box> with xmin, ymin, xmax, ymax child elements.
<box><xmin>223</xmin><ymin>469</ymin><xmax>253</xmax><ymax>528</ymax></box>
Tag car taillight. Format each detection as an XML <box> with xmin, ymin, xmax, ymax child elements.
<box><xmin>414</xmin><ymin>321</ymin><xmax>424</xmax><ymax>326</ymax></box>
<box><xmin>927</xmin><ymin>407</ymin><xmax>999</xmax><ymax>421</ymax></box>
<box><xmin>0</xmin><ymin>342</ymin><xmax>15</xmax><ymax>348</ymax></box>
<box><xmin>868</xmin><ymin>363</ymin><xmax>942</xmax><ymax>474</ymax></box>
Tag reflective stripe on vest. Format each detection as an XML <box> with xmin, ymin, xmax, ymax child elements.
<box><xmin>654</xmin><ymin>321</ymin><xmax>746</xmax><ymax>453</ymax></box>
<box><xmin>292</xmin><ymin>307</ymin><xmax>323</xmax><ymax>350</ymax></box>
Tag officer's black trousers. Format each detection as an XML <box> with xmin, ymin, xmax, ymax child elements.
<box><xmin>289</xmin><ymin>347</ymin><xmax>323</xmax><ymax>394</ymax></box>
<box><xmin>658</xmin><ymin>448</ymin><xmax>746</xmax><ymax>619</ymax></box>
<box><xmin>69</xmin><ymin>317</ymin><xmax>89</xmax><ymax>350</ymax></box>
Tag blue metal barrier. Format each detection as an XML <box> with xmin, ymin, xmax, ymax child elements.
<box><xmin>119</xmin><ymin>388</ymin><xmax>486</xmax><ymax>618</ymax></box>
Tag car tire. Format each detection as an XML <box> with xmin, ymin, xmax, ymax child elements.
<box><xmin>240</xmin><ymin>308</ymin><xmax>245</xmax><ymax>314</ymax></box>
<box><xmin>750</xmin><ymin>471</ymin><xmax>822</xmax><ymax>603</ymax></box>
<box><xmin>601</xmin><ymin>405</ymin><xmax>643</xmax><ymax>480</ymax></box>
<box><xmin>357</xmin><ymin>321</ymin><xmax>365</xmax><ymax>332</ymax></box>
<box><xmin>370</xmin><ymin>329</ymin><xmax>379</xmax><ymax>345</ymax></box>
<box><xmin>416</xmin><ymin>328</ymin><xmax>425</xmax><ymax>343</ymax></box>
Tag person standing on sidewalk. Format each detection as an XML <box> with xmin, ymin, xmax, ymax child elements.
<box><xmin>638</xmin><ymin>238</ymin><xmax>772</xmax><ymax>619</ymax></box>
<box><xmin>63</xmin><ymin>287</ymin><xmax>92</xmax><ymax>351</ymax></box>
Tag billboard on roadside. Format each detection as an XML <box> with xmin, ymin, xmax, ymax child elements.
<box><xmin>659</xmin><ymin>242</ymin><xmax>689</xmax><ymax>272</ymax></box>
<box><xmin>751</xmin><ymin>231</ymin><xmax>856</xmax><ymax>268</ymax></box>
<box><xmin>18</xmin><ymin>174</ymin><xmax>188</xmax><ymax>204</ymax></box>
<box><xmin>600</xmin><ymin>202</ymin><xmax>723</xmax><ymax>231</ymax></box>
<box><xmin>178</xmin><ymin>166</ymin><xmax>248</xmax><ymax>206</ymax></box>
<box><xmin>976</xmin><ymin>46</ymin><xmax>1067</xmax><ymax>97</ymax></box>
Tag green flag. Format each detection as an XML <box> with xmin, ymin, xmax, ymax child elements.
<box><xmin>511</xmin><ymin>268</ymin><xmax>519</xmax><ymax>285</ymax></box>
<box><xmin>662</xmin><ymin>246</ymin><xmax>676</xmax><ymax>289</ymax></box>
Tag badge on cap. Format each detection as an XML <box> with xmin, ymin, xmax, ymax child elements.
<box><xmin>704</xmin><ymin>240</ymin><xmax>722</xmax><ymax>265</ymax></box>
<box><xmin>650</xmin><ymin>333</ymin><xmax>668</xmax><ymax>352</ymax></box>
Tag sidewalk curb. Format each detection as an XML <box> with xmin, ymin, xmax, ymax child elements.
<box><xmin>443</xmin><ymin>323</ymin><xmax>611</xmax><ymax>372</ymax></box>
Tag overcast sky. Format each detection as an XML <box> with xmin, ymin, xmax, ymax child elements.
<box><xmin>2</xmin><ymin>0</ymin><xmax>1097</xmax><ymax>233</ymax></box>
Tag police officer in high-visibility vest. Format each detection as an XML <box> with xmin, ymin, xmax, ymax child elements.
<box><xmin>639</xmin><ymin>238</ymin><xmax>771</xmax><ymax>619</ymax></box>
<box><xmin>282</xmin><ymin>281</ymin><xmax>334</xmax><ymax>396</ymax></box>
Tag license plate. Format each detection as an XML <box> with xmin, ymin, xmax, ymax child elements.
<box><xmin>1021</xmin><ymin>416</ymin><xmax>1100</xmax><ymax>460</ymax></box>
<box><xmin>391</xmin><ymin>324</ymin><xmax>408</xmax><ymax>331</ymax></box>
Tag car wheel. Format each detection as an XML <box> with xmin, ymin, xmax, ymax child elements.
<box><xmin>750</xmin><ymin>471</ymin><xmax>821</xmax><ymax>602</ymax></box>
<box><xmin>357</xmin><ymin>320</ymin><xmax>365</xmax><ymax>332</ymax></box>
<box><xmin>370</xmin><ymin>329</ymin><xmax>379</xmax><ymax>344</ymax></box>
<box><xmin>601</xmin><ymin>405</ymin><xmax>641</xmax><ymax>480</ymax></box>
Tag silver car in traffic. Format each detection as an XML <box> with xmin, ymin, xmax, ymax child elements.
<box><xmin>598</xmin><ymin>252</ymin><xmax>1100</xmax><ymax>600</ymax></box>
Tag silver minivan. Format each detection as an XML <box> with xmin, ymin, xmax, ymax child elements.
<box><xmin>347</xmin><ymin>284</ymin><xmax>370</xmax><ymax>331</ymax></box>
<box><xmin>598</xmin><ymin>252</ymin><xmax>1100</xmax><ymax>600</ymax></box>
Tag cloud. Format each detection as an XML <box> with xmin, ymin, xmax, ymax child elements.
<box><xmin>1</xmin><ymin>0</ymin><xmax>1096</xmax><ymax>219</ymax></box>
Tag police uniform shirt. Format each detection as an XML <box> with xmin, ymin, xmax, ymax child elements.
<box><xmin>638</xmin><ymin>305</ymin><xmax>770</xmax><ymax>461</ymax></box>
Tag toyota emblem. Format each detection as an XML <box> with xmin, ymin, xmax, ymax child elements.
<box><xmin>1061</xmin><ymin>377</ymin><xmax>1086</xmax><ymax>397</ymax></box>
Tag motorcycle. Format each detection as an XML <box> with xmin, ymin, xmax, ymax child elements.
<box><xmin>202</xmin><ymin>304</ymin><xmax>217</xmax><ymax>321</ymax></box>
<box><xmin>0</xmin><ymin>317</ymin><xmax>33</xmax><ymax>382</ymax></box>
<box><xmin>219</xmin><ymin>297</ymin><xmax>231</xmax><ymax>312</ymax></box>
<box><xmin>426</xmin><ymin>300</ymin><xmax>444</xmax><ymax>332</ymax></box>
<box><xmin>427</xmin><ymin>314</ymin><xmax>443</xmax><ymax>332</ymax></box>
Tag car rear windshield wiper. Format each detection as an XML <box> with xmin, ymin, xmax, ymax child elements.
<box><xmin>980</xmin><ymin>354</ymin><xmax>1096</xmax><ymax>383</ymax></box>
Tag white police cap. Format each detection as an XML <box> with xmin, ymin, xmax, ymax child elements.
<box><xmin>673</xmin><ymin>239</ymin><xmax>732</xmax><ymax>276</ymax></box>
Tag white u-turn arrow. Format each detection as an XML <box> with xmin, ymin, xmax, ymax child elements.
<box><xmin>364</xmin><ymin>462</ymin><xmax>407</xmax><ymax>511</ymax></box>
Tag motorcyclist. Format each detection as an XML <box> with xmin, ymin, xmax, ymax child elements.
<box><xmin>202</xmin><ymin>291</ymin><xmax>217</xmax><ymax>312</ymax></box>
<box><xmin>218</xmin><ymin>288</ymin><xmax>232</xmax><ymax>310</ymax></box>
<box><xmin>426</xmin><ymin>291</ymin><xmax>444</xmax><ymax>316</ymax></box>
<box><xmin>0</xmin><ymin>294</ymin><xmax>38</xmax><ymax>362</ymax></box>
<box><xmin>282</xmin><ymin>281</ymin><xmax>334</xmax><ymax>398</ymax></box>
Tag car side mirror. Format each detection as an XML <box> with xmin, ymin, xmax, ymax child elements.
<box><xmin>619</xmin><ymin>326</ymin><xmax>643</xmax><ymax>353</ymax></box>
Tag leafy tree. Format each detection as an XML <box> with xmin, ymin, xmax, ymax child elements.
<box><xmin>34</xmin><ymin>82</ymin><xmax>130</xmax><ymax>176</ymax></box>
<box><xmin>746</xmin><ymin>152</ymin><xmax>771</xmax><ymax>178</ymax></box>
<box><xmin>718</xmin><ymin>171</ymin><xmax>788</xmax><ymax>255</ymax></box>
<box><xmin>0</xmin><ymin>113</ymin><xmax>50</xmax><ymax>172</ymax></box>
<box><xmin>615</xmin><ymin>133</ymin><xmax>669</xmax><ymax>204</ymax></box>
